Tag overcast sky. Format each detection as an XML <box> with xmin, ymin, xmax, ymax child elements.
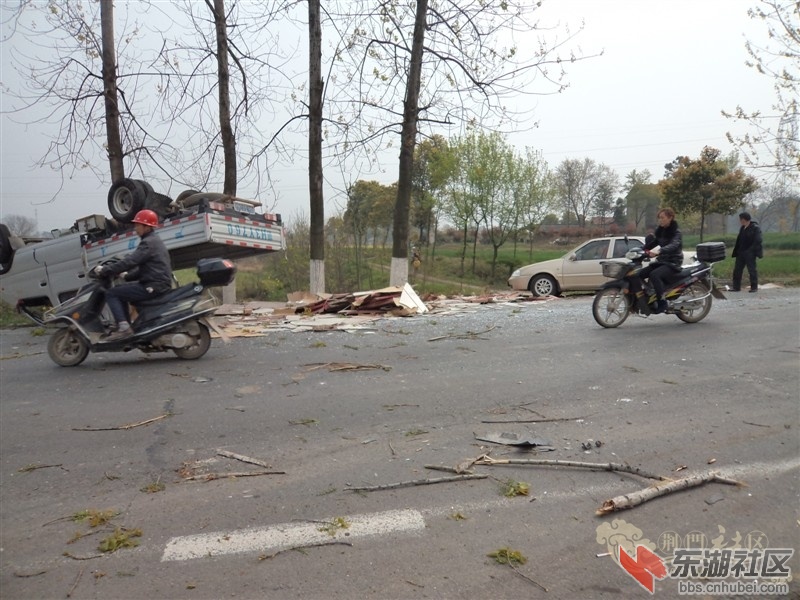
<box><xmin>0</xmin><ymin>0</ymin><xmax>782</xmax><ymax>232</ymax></box>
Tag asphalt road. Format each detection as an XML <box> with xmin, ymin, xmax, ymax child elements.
<box><xmin>1</xmin><ymin>288</ymin><xmax>798</xmax><ymax>600</ymax></box>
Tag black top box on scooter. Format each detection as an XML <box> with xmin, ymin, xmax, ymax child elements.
<box><xmin>197</xmin><ymin>258</ymin><xmax>237</xmax><ymax>286</ymax></box>
<box><xmin>696</xmin><ymin>242</ymin><xmax>726</xmax><ymax>263</ymax></box>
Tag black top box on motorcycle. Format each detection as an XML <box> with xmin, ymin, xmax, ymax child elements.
<box><xmin>696</xmin><ymin>242</ymin><xmax>726</xmax><ymax>263</ymax></box>
<box><xmin>196</xmin><ymin>258</ymin><xmax>237</xmax><ymax>286</ymax></box>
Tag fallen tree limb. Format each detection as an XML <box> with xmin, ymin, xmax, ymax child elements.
<box><xmin>597</xmin><ymin>471</ymin><xmax>746</xmax><ymax>515</ymax></box>
<box><xmin>217</xmin><ymin>450</ymin><xmax>272</xmax><ymax>469</ymax></box>
<box><xmin>18</xmin><ymin>463</ymin><xmax>65</xmax><ymax>473</ymax></box>
<box><xmin>424</xmin><ymin>464</ymin><xmax>474</xmax><ymax>475</ymax></box>
<box><xmin>475</xmin><ymin>456</ymin><xmax>666</xmax><ymax>481</ymax></box>
<box><xmin>258</xmin><ymin>540</ymin><xmax>353</xmax><ymax>561</ymax></box>
<box><xmin>349</xmin><ymin>474</ymin><xmax>488</xmax><ymax>492</ymax></box>
<box><xmin>428</xmin><ymin>325</ymin><xmax>496</xmax><ymax>342</ymax></box>
<box><xmin>183</xmin><ymin>470</ymin><xmax>285</xmax><ymax>481</ymax></box>
<box><xmin>480</xmin><ymin>415</ymin><xmax>589</xmax><ymax>424</ymax></box>
<box><xmin>72</xmin><ymin>413</ymin><xmax>171</xmax><ymax>431</ymax></box>
<box><xmin>303</xmin><ymin>362</ymin><xmax>391</xmax><ymax>372</ymax></box>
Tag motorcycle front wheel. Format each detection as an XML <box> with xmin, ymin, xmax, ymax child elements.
<box><xmin>48</xmin><ymin>328</ymin><xmax>90</xmax><ymax>367</ymax></box>
<box><xmin>593</xmin><ymin>287</ymin><xmax>631</xmax><ymax>328</ymax></box>
<box><xmin>675</xmin><ymin>282</ymin><xmax>712</xmax><ymax>323</ymax></box>
<box><xmin>172</xmin><ymin>322</ymin><xmax>211</xmax><ymax>360</ymax></box>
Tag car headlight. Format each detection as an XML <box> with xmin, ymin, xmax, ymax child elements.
<box><xmin>511</xmin><ymin>269</ymin><xmax>521</xmax><ymax>277</ymax></box>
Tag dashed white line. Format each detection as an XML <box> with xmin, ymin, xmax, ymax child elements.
<box><xmin>161</xmin><ymin>508</ymin><xmax>426</xmax><ymax>562</ymax></box>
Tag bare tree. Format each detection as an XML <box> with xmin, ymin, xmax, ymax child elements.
<box><xmin>2</xmin><ymin>1</ymin><xmax>157</xmax><ymax>188</ymax></box>
<box><xmin>308</xmin><ymin>0</ymin><xmax>325</xmax><ymax>294</ymax></box>
<box><xmin>327</xmin><ymin>0</ymin><xmax>596</xmax><ymax>285</ymax></box>
<box><xmin>2</xmin><ymin>214</ymin><xmax>38</xmax><ymax>237</ymax></box>
<box><xmin>724</xmin><ymin>0</ymin><xmax>799</xmax><ymax>181</ymax></box>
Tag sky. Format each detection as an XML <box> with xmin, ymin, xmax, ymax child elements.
<box><xmin>0</xmin><ymin>0</ymin><xmax>785</xmax><ymax>233</ymax></box>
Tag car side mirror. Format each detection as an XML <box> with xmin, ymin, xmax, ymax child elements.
<box><xmin>568</xmin><ymin>254</ymin><xmax>577</xmax><ymax>262</ymax></box>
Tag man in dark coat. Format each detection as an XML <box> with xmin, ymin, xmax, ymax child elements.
<box><xmin>95</xmin><ymin>209</ymin><xmax>173</xmax><ymax>340</ymax></box>
<box><xmin>731</xmin><ymin>211</ymin><xmax>763</xmax><ymax>293</ymax></box>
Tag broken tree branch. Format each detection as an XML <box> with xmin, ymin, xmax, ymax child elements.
<box><xmin>182</xmin><ymin>470</ymin><xmax>285</xmax><ymax>481</ymax></box>
<box><xmin>72</xmin><ymin>413</ymin><xmax>171</xmax><ymax>431</ymax></box>
<box><xmin>303</xmin><ymin>362</ymin><xmax>391</xmax><ymax>372</ymax></box>
<box><xmin>258</xmin><ymin>540</ymin><xmax>353</xmax><ymax>560</ymax></box>
<box><xmin>475</xmin><ymin>456</ymin><xmax>666</xmax><ymax>481</ymax></box>
<box><xmin>17</xmin><ymin>463</ymin><xmax>65</xmax><ymax>473</ymax></box>
<box><xmin>424</xmin><ymin>464</ymin><xmax>474</xmax><ymax>475</ymax></box>
<box><xmin>428</xmin><ymin>325</ymin><xmax>496</xmax><ymax>342</ymax></box>
<box><xmin>66</xmin><ymin>566</ymin><xmax>84</xmax><ymax>598</ymax></box>
<box><xmin>480</xmin><ymin>415</ymin><xmax>590</xmax><ymax>424</ymax></box>
<box><xmin>597</xmin><ymin>471</ymin><xmax>746</xmax><ymax>515</ymax></box>
<box><xmin>349</xmin><ymin>474</ymin><xmax>488</xmax><ymax>492</ymax></box>
<box><xmin>217</xmin><ymin>450</ymin><xmax>272</xmax><ymax>469</ymax></box>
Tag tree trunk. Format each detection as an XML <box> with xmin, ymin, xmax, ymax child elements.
<box><xmin>100</xmin><ymin>0</ymin><xmax>124</xmax><ymax>183</ymax></box>
<box><xmin>390</xmin><ymin>0</ymin><xmax>428</xmax><ymax>287</ymax></box>
<box><xmin>210</xmin><ymin>0</ymin><xmax>236</xmax><ymax>196</ymax></box>
<box><xmin>308</xmin><ymin>0</ymin><xmax>325</xmax><ymax>294</ymax></box>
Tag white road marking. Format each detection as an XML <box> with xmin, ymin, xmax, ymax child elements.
<box><xmin>161</xmin><ymin>508</ymin><xmax>426</xmax><ymax>562</ymax></box>
<box><xmin>161</xmin><ymin>455</ymin><xmax>800</xmax><ymax>563</ymax></box>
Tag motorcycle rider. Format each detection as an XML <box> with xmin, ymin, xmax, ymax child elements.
<box><xmin>95</xmin><ymin>209</ymin><xmax>173</xmax><ymax>341</ymax></box>
<box><xmin>631</xmin><ymin>208</ymin><xmax>683</xmax><ymax>314</ymax></box>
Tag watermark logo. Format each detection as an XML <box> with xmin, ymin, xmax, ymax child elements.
<box><xmin>596</xmin><ymin>519</ymin><xmax>793</xmax><ymax>595</ymax></box>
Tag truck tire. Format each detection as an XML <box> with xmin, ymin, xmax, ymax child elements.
<box><xmin>175</xmin><ymin>190</ymin><xmax>201</xmax><ymax>203</ymax></box>
<box><xmin>108</xmin><ymin>178</ymin><xmax>146</xmax><ymax>223</ymax></box>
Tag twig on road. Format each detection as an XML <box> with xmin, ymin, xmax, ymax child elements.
<box><xmin>72</xmin><ymin>413</ymin><xmax>172</xmax><ymax>431</ymax></box>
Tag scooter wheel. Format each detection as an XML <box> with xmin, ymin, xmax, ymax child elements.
<box><xmin>172</xmin><ymin>323</ymin><xmax>211</xmax><ymax>360</ymax></box>
<box><xmin>48</xmin><ymin>328</ymin><xmax>90</xmax><ymax>367</ymax></box>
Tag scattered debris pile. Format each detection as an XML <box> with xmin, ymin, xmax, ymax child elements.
<box><xmin>211</xmin><ymin>285</ymin><xmax>553</xmax><ymax>337</ymax></box>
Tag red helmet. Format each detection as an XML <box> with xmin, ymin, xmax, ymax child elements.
<box><xmin>132</xmin><ymin>209</ymin><xmax>158</xmax><ymax>227</ymax></box>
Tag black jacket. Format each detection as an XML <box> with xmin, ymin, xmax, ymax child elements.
<box><xmin>645</xmin><ymin>220</ymin><xmax>683</xmax><ymax>267</ymax></box>
<box><xmin>732</xmin><ymin>221</ymin><xmax>763</xmax><ymax>259</ymax></box>
<box><xmin>106</xmin><ymin>230</ymin><xmax>173</xmax><ymax>293</ymax></box>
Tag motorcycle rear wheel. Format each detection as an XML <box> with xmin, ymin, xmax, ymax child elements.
<box><xmin>172</xmin><ymin>322</ymin><xmax>211</xmax><ymax>360</ymax></box>
<box><xmin>675</xmin><ymin>282</ymin><xmax>712</xmax><ymax>323</ymax></box>
<box><xmin>48</xmin><ymin>328</ymin><xmax>90</xmax><ymax>367</ymax></box>
<box><xmin>593</xmin><ymin>287</ymin><xmax>631</xmax><ymax>328</ymax></box>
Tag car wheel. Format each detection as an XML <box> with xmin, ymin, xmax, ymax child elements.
<box><xmin>529</xmin><ymin>274</ymin><xmax>558</xmax><ymax>297</ymax></box>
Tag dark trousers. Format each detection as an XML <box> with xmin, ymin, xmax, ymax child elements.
<box><xmin>633</xmin><ymin>263</ymin><xmax>679</xmax><ymax>299</ymax></box>
<box><xmin>105</xmin><ymin>282</ymin><xmax>158</xmax><ymax>325</ymax></box>
<box><xmin>732</xmin><ymin>252</ymin><xmax>758</xmax><ymax>291</ymax></box>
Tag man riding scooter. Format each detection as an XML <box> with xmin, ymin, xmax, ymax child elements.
<box><xmin>93</xmin><ymin>209</ymin><xmax>173</xmax><ymax>341</ymax></box>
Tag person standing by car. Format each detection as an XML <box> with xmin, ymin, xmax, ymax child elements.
<box><xmin>95</xmin><ymin>209</ymin><xmax>173</xmax><ymax>341</ymax></box>
<box><xmin>731</xmin><ymin>212</ymin><xmax>763</xmax><ymax>293</ymax></box>
<box><xmin>631</xmin><ymin>208</ymin><xmax>683</xmax><ymax>314</ymax></box>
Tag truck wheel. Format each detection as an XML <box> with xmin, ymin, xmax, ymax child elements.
<box><xmin>108</xmin><ymin>178</ymin><xmax>146</xmax><ymax>222</ymax></box>
<box><xmin>48</xmin><ymin>328</ymin><xmax>89</xmax><ymax>367</ymax></box>
<box><xmin>175</xmin><ymin>190</ymin><xmax>201</xmax><ymax>203</ymax></box>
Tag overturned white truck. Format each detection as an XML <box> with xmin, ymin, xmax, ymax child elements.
<box><xmin>0</xmin><ymin>179</ymin><xmax>284</xmax><ymax>322</ymax></box>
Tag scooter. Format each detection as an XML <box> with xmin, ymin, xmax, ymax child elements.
<box><xmin>592</xmin><ymin>241</ymin><xmax>727</xmax><ymax>328</ymax></box>
<box><xmin>44</xmin><ymin>258</ymin><xmax>236</xmax><ymax>366</ymax></box>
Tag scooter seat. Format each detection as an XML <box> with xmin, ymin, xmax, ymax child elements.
<box><xmin>134</xmin><ymin>283</ymin><xmax>201</xmax><ymax>307</ymax></box>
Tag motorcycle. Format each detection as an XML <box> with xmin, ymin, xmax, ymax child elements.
<box><xmin>592</xmin><ymin>241</ymin><xmax>726</xmax><ymax>328</ymax></box>
<box><xmin>44</xmin><ymin>257</ymin><xmax>236</xmax><ymax>366</ymax></box>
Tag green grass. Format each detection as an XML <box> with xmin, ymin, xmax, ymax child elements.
<box><xmin>0</xmin><ymin>301</ymin><xmax>32</xmax><ymax>328</ymax></box>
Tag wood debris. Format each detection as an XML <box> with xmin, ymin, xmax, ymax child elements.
<box><xmin>597</xmin><ymin>471</ymin><xmax>745</xmax><ymax>515</ymax></box>
<box><xmin>72</xmin><ymin>413</ymin><xmax>171</xmax><ymax>431</ymax></box>
<box><xmin>348</xmin><ymin>474</ymin><xmax>488</xmax><ymax>492</ymax></box>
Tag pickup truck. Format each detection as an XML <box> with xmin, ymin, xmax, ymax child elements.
<box><xmin>0</xmin><ymin>180</ymin><xmax>284</xmax><ymax>321</ymax></box>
